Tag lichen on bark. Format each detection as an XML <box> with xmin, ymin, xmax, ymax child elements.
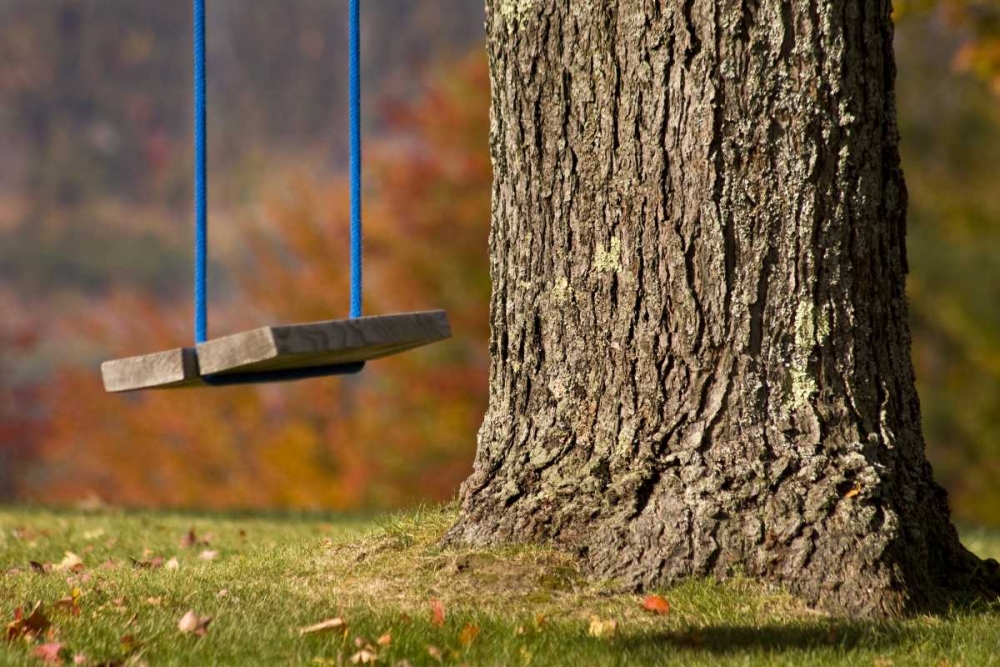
<box><xmin>450</xmin><ymin>0</ymin><xmax>1000</xmax><ymax>617</ymax></box>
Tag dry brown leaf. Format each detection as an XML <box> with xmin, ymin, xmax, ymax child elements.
<box><xmin>588</xmin><ymin>616</ymin><xmax>618</xmax><ymax>639</ymax></box>
<box><xmin>29</xmin><ymin>561</ymin><xmax>46</xmax><ymax>574</ymax></box>
<box><xmin>199</xmin><ymin>550</ymin><xmax>218</xmax><ymax>562</ymax></box>
<box><xmin>54</xmin><ymin>552</ymin><xmax>83</xmax><ymax>572</ymax></box>
<box><xmin>350</xmin><ymin>649</ymin><xmax>378</xmax><ymax>664</ymax></box>
<box><xmin>430</xmin><ymin>598</ymin><xmax>446</xmax><ymax>627</ymax></box>
<box><xmin>6</xmin><ymin>602</ymin><xmax>51</xmax><ymax>641</ymax></box>
<box><xmin>120</xmin><ymin>633</ymin><xmax>143</xmax><ymax>654</ymax></box>
<box><xmin>641</xmin><ymin>594</ymin><xmax>671</xmax><ymax>615</ymax></box>
<box><xmin>299</xmin><ymin>617</ymin><xmax>347</xmax><ymax>636</ymax></box>
<box><xmin>845</xmin><ymin>487</ymin><xmax>861</xmax><ymax>499</ymax></box>
<box><xmin>130</xmin><ymin>556</ymin><xmax>163</xmax><ymax>570</ymax></box>
<box><xmin>458</xmin><ymin>623</ymin><xmax>480</xmax><ymax>647</ymax></box>
<box><xmin>177</xmin><ymin>610</ymin><xmax>212</xmax><ymax>636</ymax></box>
<box><xmin>165</xmin><ymin>558</ymin><xmax>180</xmax><ymax>571</ymax></box>
<box><xmin>54</xmin><ymin>593</ymin><xmax>81</xmax><ymax>617</ymax></box>
<box><xmin>180</xmin><ymin>528</ymin><xmax>197</xmax><ymax>549</ymax></box>
<box><xmin>377</xmin><ymin>633</ymin><xmax>392</xmax><ymax>646</ymax></box>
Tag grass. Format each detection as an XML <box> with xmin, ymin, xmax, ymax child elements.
<box><xmin>1</xmin><ymin>506</ymin><xmax>1000</xmax><ymax>666</ymax></box>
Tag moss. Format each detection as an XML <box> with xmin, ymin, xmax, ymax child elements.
<box><xmin>787</xmin><ymin>300</ymin><xmax>820</xmax><ymax>409</ymax></box>
<box><xmin>497</xmin><ymin>0</ymin><xmax>536</xmax><ymax>35</ymax></box>
<box><xmin>594</xmin><ymin>237</ymin><xmax>622</xmax><ymax>273</ymax></box>
<box><xmin>552</xmin><ymin>276</ymin><xmax>572</xmax><ymax>303</ymax></box>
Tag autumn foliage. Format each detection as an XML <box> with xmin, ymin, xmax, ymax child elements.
<box><xmin>23</xmin><ymin>56</ymin><xmax>491</xmax><ymax>510</ymax></box>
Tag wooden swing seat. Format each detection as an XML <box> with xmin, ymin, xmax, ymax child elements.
<box><xmin>101</xmin><ymin>310</ymin><xmax>451</xmax><ymax>393</ymax></box>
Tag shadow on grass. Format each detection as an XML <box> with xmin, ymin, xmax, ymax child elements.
<box><xmin>620</xmin><ymin>622</ymin><xmax>914</xmax><ymax>654</ymax></box>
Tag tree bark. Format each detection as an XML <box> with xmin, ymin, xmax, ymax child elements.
<box><xmin>450</xmin><ymin>0</ymin><xmax>1000</xmax><ymax>617</ymax></box>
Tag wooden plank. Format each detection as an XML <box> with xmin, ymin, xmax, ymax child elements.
<box><xmin>101</xmin><ymin>348</ymin><xmax>201</xmax><ymax>393</ymax></box>
<box><xmin>197</xmin><ymin>310</ymin><xmax>451</xmax><ymax>377</ymax></box>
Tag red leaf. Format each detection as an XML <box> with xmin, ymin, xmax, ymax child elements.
<box><xmin>32</xmin><ymin>643</ymin><xmax>65</xmax><ymax>664</ymax></box>
<box><xmin>430</xmin><ymin>598</ymin><xmax>446</xmax><ymax>627</ymax></box>
<box><xmin>642</xmin><ymin>594</ymin><xmax>671</xmax><ymax>615</ymax></box>
<box><xmin>6</xmin><ymin>603</ymin><xmax>50</xmax><ymax>641</ymax></box>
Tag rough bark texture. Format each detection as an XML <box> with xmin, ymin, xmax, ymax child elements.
<box><xmin>450</xmin><ymin>0</ymin><xmax>1000</xmax><ymax>617</ymax></box>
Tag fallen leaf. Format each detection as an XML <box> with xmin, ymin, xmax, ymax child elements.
<box><xmin>180</xmin><ymin>528</ymin><xmax>197</xmax><ymax>549</ymax></box>
<box><xmin>177</xmin><ymin>610</ymin><xmax>212</xmax><ymax>636</ymax></box>
<box><xmin>54</xmin><ymin>552</ymin><xmax>83</xmax><ymax>573</ymax></box>
<box><xmin>430</xmin><ymin>598</ymin><xmax>446</xmax><ymax>627</ymax></box>
<box><xmin>458</xmin><ymin>623</ymin><xmax>480</xmax><ymax>647</ymax></box>
<box><xmin>129</xmin><ymin>557</ymin><xmax>163</xmax><ymax>570</ymax></box>
<box><xmin>350</xmin><ymin>650</ymin><xmax>377</xmax><ymax>664</ymax></box>
<box><xmin>199</xmin><ymin>550</ymin><xmax>218</xmax><ymax>561</ymax></box>
<box><xmin>32</xmin><ymin>642</ymin><xmax>65</xmax><ymax>664</ymax></box>
<box><xmin>217</xmin><ymin>589</ymin><xmax>229</xmax><ymax>599</ymax></box>
<box><xmin>82</xmin><ymin>528</ymin><xmax>106</xmax><ymax>541</ymax></box>
<box><xmin>299</xmin><ymin>618</ymin><xmax>347</xmax><ymax>636</ymax></box>
<box><xmin>641</xmin><ymin>594</ymin><xmax>671</xmax><ymax>615</ymax></box>
<box><xmin>165</xmin><ymin>558</ymin><xmax>180</xmax><ymax>571</ymax></box>
<box><xmin>54</xmin><ymin>593</ymin><xmax>81</xmax><ymax>617</ymax></box>
<box><xmin>845</xmin><ymin>487</ymin><xmax>861</xmax><ymax>499</ymax></box>
<box><xmin>588</xmin><ymin>616</ymin><xmax>618</xmax><ymax>639</ymax></box>
<box><xmin>145</xmin><ymin>597</ymin><xmax>163</xmax><ymax>607</ymax></box>
<box><xmin>6</xmin><ymin>602</ymin><xmax>51</xmax><ymax>641</ymax></box>
<box><xmin>120</xmin><ymin>633</ymin><xmax>143</xmax><ymax>653</ymax></box>
<box><xmin>427</xmin><ymin>645</ymin><xmax>443</xmax><ymax>661</ymax></box>
<box><xmin>29</xmin><ymin>561</ymin><xmax>46</xmax><ymax>574</ymax></box>
<box><xmin>377</xmin><ymin>633</ymin><xmax>391</xmax><ymax>646</ymax></box>
<box><xmin>73</xmin><ymin>654</ymin><xmax>87</xmax><ymax>665</ymax></box>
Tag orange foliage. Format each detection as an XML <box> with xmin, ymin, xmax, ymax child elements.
<box><xmin>0</xmin><ymin>295</ymin><xmax>44</xmax><ymax>501</ymax></box>
<box><xmin>28</xmin><ymin>55</ymin><xmax>491</xmax><ymax>510</ymax></box>
<box><xmin>897</xmin><ymin>0</ymin><xmax>1000</xmax><ymax>93</ymax></box>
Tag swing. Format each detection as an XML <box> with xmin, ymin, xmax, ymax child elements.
<box><xmin>101</xmin><ymin>0</ymin><xmax>451</xmax><ymax>393</ymax></box>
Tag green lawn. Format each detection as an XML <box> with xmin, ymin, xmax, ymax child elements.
<box><xmin>2</xmin><ymin>506</ymin><xmax>999</xmax><ymax>666</ymax></box>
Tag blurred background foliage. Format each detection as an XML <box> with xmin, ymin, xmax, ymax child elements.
<box><xmin>1</xmin><ymin>1</ymin><xmax>999</xmax><ymax>522</ymax></box>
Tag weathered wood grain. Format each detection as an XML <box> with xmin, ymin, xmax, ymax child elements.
<box><xmin>197</xmin><ymin>310</ymin><xmax>451</xmax><ymax>376</ymax></box>
<box><xmin>101</xmin><ymin>311</ymin><xmax>451</xmax><ymax>392</ymax></box>
<box><xmin>101</xmin><ymin>348</ymin><xmax>200</xmax><ymax>393</ymax></box>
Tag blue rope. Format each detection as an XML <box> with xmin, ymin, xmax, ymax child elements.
<box><xmin>193</xmin><ymin>0</ymin><xmax>363</xmax><ymax>346</ymax></box>
<box><xmin>194</xmin><ymin>0</ymin><xmax>208</xmax><ymax>343</ymax></box>
<box><xmin>349</xmin><ymin>0</ymin><xmax>363</xmax><ymax>319</ymax></box>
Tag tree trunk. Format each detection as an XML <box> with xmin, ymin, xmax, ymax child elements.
<box><xmin>450</xmin><ymin>0</ymin><xmax>999</xmax><ymax>617</ymax></box>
